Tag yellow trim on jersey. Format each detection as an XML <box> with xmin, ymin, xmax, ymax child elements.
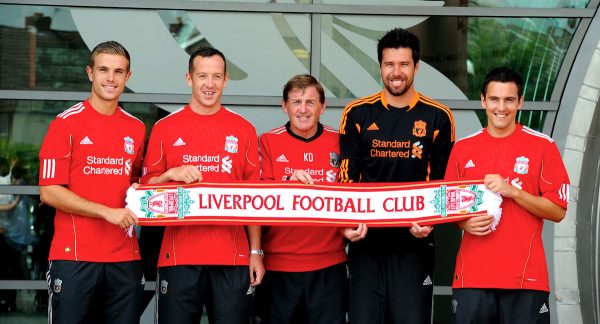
<box><xmin>338</xmin><ymin>158</ymin><xmax>350</xmax><ymax>183</ymax></box>
<box><xmin>419</xmin><ymin>93</ymin><xmax>456</xmax><ymax>142</ymax></box>
<box><xmin>339</xmin><ymin>92</ymin><xmax>382</xmax><ymax>135</ymax></box>
<box><xmin>380</xmin><ymin>91</ymin><xmax>389</xmax><ymax>109</ymax></box>
<box><xmin>406</xmin><ymin>91</ymin><xmax>421</xmax><ymax>111</ymax></box>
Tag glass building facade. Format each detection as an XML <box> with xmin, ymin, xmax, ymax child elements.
<box><xmin>1</xmin><ymin>0</ymin><xmax>599</xmax><ymax>322</ymax></box>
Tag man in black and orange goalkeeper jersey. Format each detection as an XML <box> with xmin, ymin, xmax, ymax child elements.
<box><xmin>338</xmin><ymin>28</ymin><xmax>455</xmax><ymax>324</ymax></box>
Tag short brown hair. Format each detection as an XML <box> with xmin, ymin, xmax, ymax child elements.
<box><xmin>188</xmin><ymin>47</ymin><xmax>226</xmax><ymax>74</ymax></box>
<box><xmin>283</xmin><ymin>74</ymin><xmax>325</xmax><ymax>104</ymax></box>
<box><xmin>481</xmin><ymin>67</ymin><xmax>524</xmax><ymax>99</ymax></box>
<box><xmin>89</xmin><ymin>41</ymin><xmax>131</xmax><ymax>71</ymax></box>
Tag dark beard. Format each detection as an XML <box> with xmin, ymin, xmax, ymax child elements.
<box><xmin>384</xmin><ymin>79</ymin><xmax>411</xmax><ymax>97</ymax></box>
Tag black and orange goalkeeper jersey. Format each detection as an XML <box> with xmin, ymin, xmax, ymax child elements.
<box><xmin>338</xmin><ymin>91</ymin><xmax>455</xmax><ymax>254</ymax></box>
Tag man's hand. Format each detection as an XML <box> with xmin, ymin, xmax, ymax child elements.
<box><xmin>410</xmin><ymin>222</ymin><xmax>433</xmax><ymax>238</ymax></box>
<box><xmin>457</xmin><ymin>214</ymin><xmax>494</xmax><ymax>236</ymax></box>
<box><xmin>340</xmin><ymin>224</ymin><xmax>368</xmax><ymax>242</ymax></box>
<box><xmin>484</xmin><ymin>174</ymin><xmax>517</xmax><ymax>198</ymax></box>
<box><xmin>167</xmin><ymin>165</ymin><xmax>203</xmax><ymax>184</ymax></box>
<box><xmin>290</xmin><ymin>170</ymin><xmax>314</xmax><ymax>184</ymax></box>
<box><xmin>102</xmin><ymin>208</ymin><xmax>139</xmax><ymax>229</ymax></box>
<box><xmin>249</xmin><ymin>254</ymin><xmax>265</xmax><ymax>287</ymax></box>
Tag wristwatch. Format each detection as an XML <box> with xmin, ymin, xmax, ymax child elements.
<box><xmin>249</xmin><ymin>249</ymin><xmax>264</xmax><ymax>257</ymax></box>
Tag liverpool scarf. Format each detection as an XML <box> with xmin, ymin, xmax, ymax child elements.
<box><xmin>126</xmin><ymin>179</ymin><xmax>502</xmax><ymax>227</ymax></box>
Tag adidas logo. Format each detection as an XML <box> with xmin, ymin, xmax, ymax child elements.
<box><xmin>422</xmin><ymin>275</ymin><xmax>433</xmax><ymax>286</ymax></box>
<box><xmin>80</xmin><ymin>136</ymin><xmax>93</xmax><ymax>145</ymax></box>
<box><xmin>173</xmin><ymin>138</ymin><xmax>186</xmax><ymax>146</ymax></box>
<box><xmin>539</xmin><ymin>303</ymin><xmax>548</xmax><ymax>314</ymax></box>
<box><xmin>367</xmin><ymin>122</ymin><xmax>379</xmax><ymax>131</ymax></box>
<box><xmin>465</xmin><ymin>159</ymin><xmax>475</xmax><ymax>168</ymax></box>
<box><xmin>276</xmin><ymin>154</ymin><xmax>289</xmax><ymax>163</ymax></box>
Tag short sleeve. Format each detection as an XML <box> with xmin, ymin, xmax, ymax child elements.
<box><xmin>430</xmin><ymin>109</ymin><xmax>455</xmax><ymax>180</ymax></box>
<box><xmin>444</xmin><ymin>142</ymin><xmax>462</xmax><ymax>181</ymax></box>
<box><xmin>539</xmin><ymin>142</ymin><xmax>570</xmax><ymax>209</ymax></box>
<box><xmin>38</xmin><ymin>118</ymin><xmax>72</xmax><ymax>185</ymax></box>
<box><xmin>258</xmin><ymin>134</ymin><xmax>275</xmax><ymax>181</ymax></box>
<box><xmin>338</xmin><ymin>107</ymin><xmax>361</xmax><ymax>183</ymax></box>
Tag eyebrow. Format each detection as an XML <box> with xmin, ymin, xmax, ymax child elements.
<box><xmin>489</xmin><ymin>95</ymin><xmax>517</xmax><ymax>100</ymax></box>
<box><xmin>96</xmin><ymin>65</ymin><xmax>126</xmax><ymax>71</ymax></box>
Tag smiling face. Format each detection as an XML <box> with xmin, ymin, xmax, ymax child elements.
<box><xmin>282</xmin><ymin>86</ymin><xmax>326</xmax><ymax>139</ymax></box>
<box><xmin>86</xmin><ymin>53</ymin><xmax>130</xmax><ymax>106</ymax></box>
<box><xmin>482</xmin><ymin>81</ymin><xmax>524</xmax><ymax>138</ymax></box>
<box><xmin>186</xmin><ymin>54</ymin><xmax>228</xmax><ymax>115</ymax></box>
<box><xmin>380</xmin><ymin>47</ymin><xmax>418</xmax><ymax>105</ymax></box>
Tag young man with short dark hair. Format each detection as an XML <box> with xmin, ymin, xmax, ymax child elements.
<box><xmin>445</xmin><ymin>67</ymin><xmax>569</xmax><ymax>324</ymax></box>
<box><xmin>40</xmin><ymin>40</ymin><xmax>145</xmax><ymax>323</ymax></box>
<box><xmin>142</xmin><ymin>47</ymin><xmax>264</xmax><ymax>324</ymax></box>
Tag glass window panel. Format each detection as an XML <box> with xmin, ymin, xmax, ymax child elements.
<box><xmin>467</xmin><ymin>16</ymin><xmax>578</xmax><ymax>101</ymax></box>
<box><xmin>0</xmin><ymin>100</ymin><xmax>161</xmax><ymax>185</ymax></box>
<box><xmin>181</xmin><ymin>11</ymin><xmax>311</xmax><ymax>96</ymax></box>
<box><xmin>1</xmin><ymin>5</ymin><xmax>311</xmax><ymax>96</ymax></box>
<box><xmin>59</xmin><ymin>8</ymin><xmax>310</xmax><ymax>96</ymax></box>
<box><xmin>0</xmin><ymin>5</ymin><xmax>90</xmax><ymax>92</ymax></box>
<box><xmin>0</xmin><ymin>195</ymin><xmax>49</xmax><ymax>318</ymax></box>
<box><xmin>319</xmin><ymin>15</ymin><xmax>578</xmax><ymax>102</ymax></box>
<box><xmin>0</xmin><ymin>288</ymin><xmax>47</xmax><ymax>318</ymax></box>
<box><xmin>322</xmin><ymin>0</ymin><xmax>590</xmax><ymax>8</ymax></box>
<box><xmin>0</xmin><ymin>5</ymin><xmax>77</xmax><ymax>30</ymax></box>
<box><xmin>73</xmin><ymin>9</ymin><xmax>310</xmax><ymax>96</ymax></box>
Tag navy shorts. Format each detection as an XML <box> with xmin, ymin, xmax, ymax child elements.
<box><xmin>347</xmin><ymin>251</ymin><xmax>434</xmax><ymax>324</ymax></box>
<box><xmin>256</xmin><ymin>262</ymin><xmax>347</xmax><ymax>324</ymax></box>
<box><xmin>452</xmin><ymin>288</ymin><xmax>550</xmax><ymax>324</ymax></box>
<box><xmin>47</xmin><ymin>260</ymin><xmax>144</xmax><ymax>324</ymax></box>
<box><xmin>155</xmin><ymin>265</ymin><xmax>251</xmax><ymax>324</ymax></box>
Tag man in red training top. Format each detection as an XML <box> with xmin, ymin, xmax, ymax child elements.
<box><xmin>257</xmin><ymin>74</ymin><xmax>346</xmax><ymax>323</ymax></box>
<box><xmin>39</xmin><ymin>41</ymin><xmax>145</xmax><ymax>323</ymax></box>
<box><xmin>444</xmin><ymin>67</ymin><xmax>570</xmax><ymax>324</ymax></box>
<box><xmin>141</xmin><ymin>47</ymin><xmax>264</xmax><ymax>324</ymax></box>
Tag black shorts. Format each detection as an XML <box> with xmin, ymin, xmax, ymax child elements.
<box><xmin>347</xmin><ymin>251</ymin><xmax>434</xmax><ymax>324</ymax></box>
<box><xmin>155</xmin><ymin>265</ymin><xmax>251</xmax><ymax>324</ymax></box>
<box><xmin>47</xmin><ymin>260</ymin><xmax>144</xmax><ymax>324</ymax></box>
<box><xmin>452</xmin><ymin>288</ymin><xmax>550</xmax><ymax>324</ymax></box>
<box><xmin>256</xmin><ymin>262</ymin><xmax>347</xmax><ymax>324</ymax></box>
